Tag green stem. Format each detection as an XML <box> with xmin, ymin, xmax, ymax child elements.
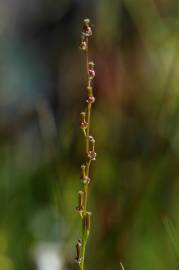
<box><xmin>86</xmin><ymin>103</ymin><xmax>91</xmax><ymax>154</ymax></box>
<box><xmin>80</xmin><ymin>106</ymin><xmax>92</xmax><ymax>270</ymax></box>
<box><xmin>80</xmin><ymin>216</ymin><xmax>90</xmax><ymax>270</ymax></box>
<box><xmin>78</xmin><ymin>20</ymin><xmax>94</xmax><ymax>269</ymax></box>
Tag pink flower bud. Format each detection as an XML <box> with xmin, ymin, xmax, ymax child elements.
<box><xmin>86</xmin><ymin>96</ymin><xmax>95</xmax><ymax>104</ymax></box>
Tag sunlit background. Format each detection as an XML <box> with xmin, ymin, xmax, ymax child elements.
<box><xmin>0</xmin><ymin>0</ymin><xmax>179</xmax><ymax>269</ymax></box>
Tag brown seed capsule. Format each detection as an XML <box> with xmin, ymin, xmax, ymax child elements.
<box><xmin>75</xmin><ymin>240</ymin><xmax>82</xmax><ymax>264</ymax></box>
<box><xmin>76</xmin><ymin>191</ymin><xmax>84</xmax><ymax>212</ymax></box>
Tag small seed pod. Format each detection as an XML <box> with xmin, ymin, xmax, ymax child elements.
<box><xmin>88</xmin><ymin>150</ymin><xmax>97</xmax><ymax>161</ymax></box>
<box><xmin>80</xmin><ymin>112</ymin><xmax>88</xmax><ymax>129</ymax></box>
<box><xmin>84</xmin><ymin>212</ymin><xmax>92</xmax><ymax>232</ymax></box>
<box><xmin>75</xmin><ymin>240</ymin><xmax>82</xmax><ymax>264</ymax></box>
<box><xmin>82</xmin><ymin>18</ymin><xmax>92</xmax><ymax>37</ymax></box>
<box><xmin>76</xmin><ymin>191</ymin><xmax>84</xmax><ymax>212</ymax></box>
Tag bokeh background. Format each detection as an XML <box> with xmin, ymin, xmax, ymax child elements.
<box><xmin>0</xmin><ymin>0</ymin><xmax>179</xmax><ymax>269</ymax></box>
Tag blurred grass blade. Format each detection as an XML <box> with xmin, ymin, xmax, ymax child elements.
<box><xmin>163</xmin><ymin>217</ymin><xmax>179</xmax><ymax>260</ymax></box>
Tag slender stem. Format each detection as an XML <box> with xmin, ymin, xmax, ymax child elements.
<box><xmin>86</xmin><ymin>159</ymin><xmax>91</xmax><ymax>177</ymax></box>
<box><xmin>86</xmin><ymin>103</ymin><xmax>91</xmax><ymax>155</ymax></box>
<box><xmin>83</xmin><ymin>159</ymin><xmax>91</xmax><ymax>211</ymax></box>
<box><xmin>85</xmin><ymin>39</ymin><xmax>89</xmax><ymax>75</ymax></box>
<box><xmin>80</xmin><ymin>40</ymin><xmax>92</xmax><ymax>270</ymax></box>
<box><xmin>81</xmin><ymin>124</ymin><xmax>91</xmax><ymax>270</ymax></box>
<box><xmin>77</xmin><ymin>19</ymin><xmax>95</xmax><ymax>270</ymax></box>
<box><xmin>85</xmin><ymin>39</ymin><xmax>91</xmax><ymax>155</ymax></box>
<box><xmin>80</xmin><ymin>236</ymin><xmax>86</xmax><ymax>270</ymax></box>
<box><xmin>80</xmin><ymin>204</ymin><xmax>88</xmax><ymax>270</ymax></box>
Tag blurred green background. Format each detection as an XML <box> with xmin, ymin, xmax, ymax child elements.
<box><xmin>0</xmin><ymin>0</ymin><xmax>179</xmax><ymax>269</ymax></box>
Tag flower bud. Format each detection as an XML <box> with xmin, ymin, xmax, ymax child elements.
<box><xmin>86</xmin><ymin>96</ymin><xmax>95</xmax><ymax>104</ymax></box>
